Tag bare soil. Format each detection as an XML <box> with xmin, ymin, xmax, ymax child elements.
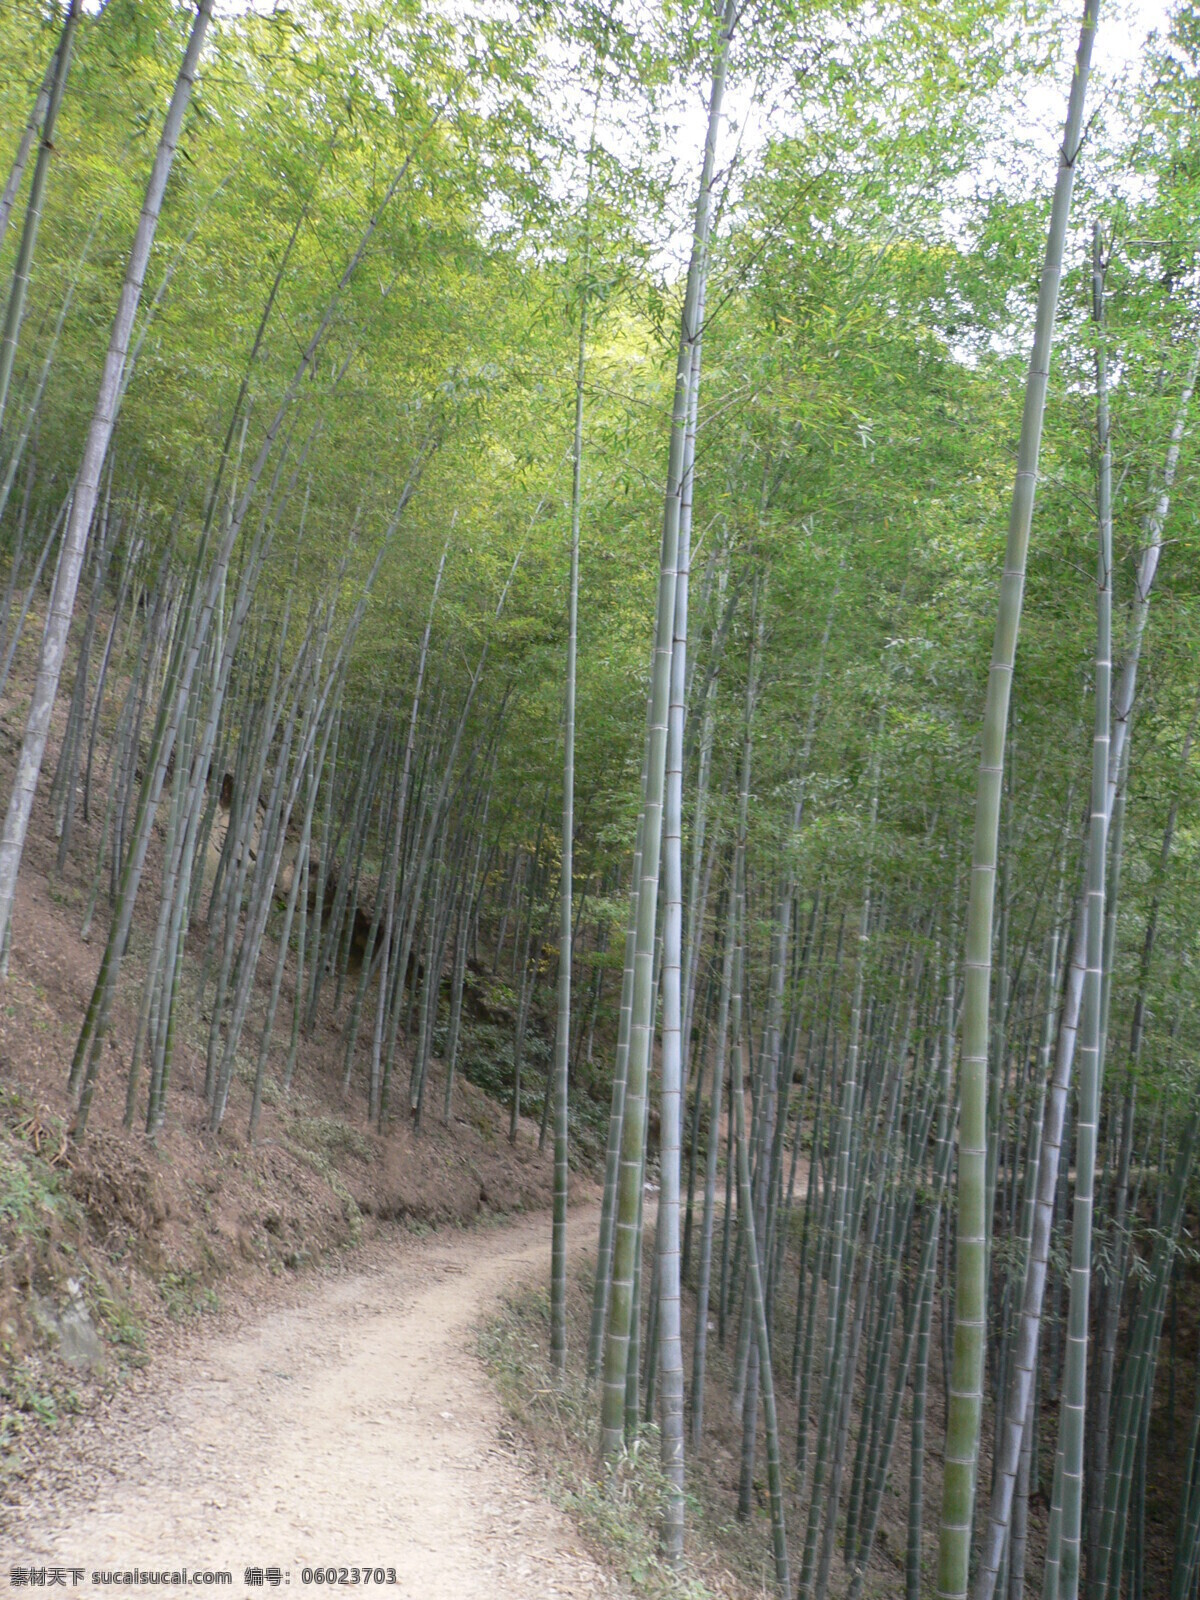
<box><xmin>4</xmin><ymin>1202</ymin><xmax>613</xmax><ymax>1598</ymax></box>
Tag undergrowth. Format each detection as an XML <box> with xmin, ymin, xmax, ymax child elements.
<box><xmin>454</xmin><ymin>1014</ymin><xmax>609</xmax><ymax>1166</ymax></box>
<box><xmin>285</xmin><ymin>1133</ymin><xmax>365</xmax><ymax>1246</ymax></box>
<box><xmin>479</xmin><ymin>1285</ymin><xmax>732</xmax><ymax>1600</ymax></box>
<box><xmin>0</xmin><ymin>1356</ymin><xmax>81</xmax><ymax>1454</ymax></box>
<box><xmin>159</xmin><ymin>1267</ymin><xmax>220</xmax><ymax>1321</ymax></box>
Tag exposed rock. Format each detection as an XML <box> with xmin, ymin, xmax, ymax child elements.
<box><xmin>32</xmin><ymin>1279</ymin><xmax>105</xmax><ymax>1370</ymax></box>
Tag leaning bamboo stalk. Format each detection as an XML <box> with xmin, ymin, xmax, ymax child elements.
<box><xmin>66</xmin><ymin>137</ymin><xmax>419</xmax><ymax>1084</ymax></box>
<box><xmin>0</xmin><ymin>32</ymin><xmax>58</xmax><ymax>255</ymax></box>
<box><xmin>0</xmin><ymin>0</ymin><xmax>213</xmax><ymax>965</ymax></box>
<box><xmin>0</xmin><ymin>209</ymin><xmax>99</xmax><ymax>533</ymax></box>
<box><xmin>370</xmin><ymin>539</ymin><xmax>447</xmax><ymax>1116</ymax></box>
<box><xmin>1053</xmin><ymin>219</ymin><xmax>1114</xmax><ymax>1600</ymax></box>
<box><xmin>938</xmin><ymin>7</ymin><xmax>1098</xmax><ymax>1591</ymax></box>
<box><xmin>0</xmin><ymin>486</ymin><xmax>71</xmax><ymax>702</ymax></box>
<box><xmin>53</xmin><ymin>483</ymin><xmax>120</xmax><ymax>869</ymax></box>
<box><xmin>210</xmin><ymin>443</ymin><xmax>439</xmax><ymax>1132</ymax></box>
<box><xmin>206</xmin><ymin>607</ymin><xmax>295</xmax><ymax>1100</ymax></box>
<box><xmin>0</xmin><ymin>0</ymin><xmax>79</xmax><ymax>438</ymax></box>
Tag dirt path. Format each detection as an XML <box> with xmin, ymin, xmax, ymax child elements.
<box><xmin>5</xmin><ymin>1206</ymin><xmax>615</xmax><ymax>1599</ymax></box>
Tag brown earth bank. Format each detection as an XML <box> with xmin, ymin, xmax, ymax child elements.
<box><xmin>0</xmin><ymin>852</ymin><xmax>580</xmax><ymax>1490</ymax></box>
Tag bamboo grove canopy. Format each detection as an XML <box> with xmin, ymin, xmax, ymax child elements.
<box><xmin>3</xmin><ymin>1</ymin><xmax>1200</xmax><ymax>1596</ymax></box>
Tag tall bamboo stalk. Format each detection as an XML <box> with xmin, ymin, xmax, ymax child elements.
<box><xmin>550</xmin><ymin>120</ymin><xmax>593</xmax><ymax>1370</ymax></box>
<box><xmin>1053</xmin><ymin>219</ymin><xmax>1113</xmax><ymax>1600</ymax></box>
<box><xmin>599</xmin><ymin>0</ymin><xmax>736</xmax><ymax>1464</ymax></box>
<box><xmin>937</xmin><ymin>8</ymin><xmax>1098</xmax><ymax>1592</ymax></box>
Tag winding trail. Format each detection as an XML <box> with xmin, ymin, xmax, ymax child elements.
<box><xmin>6</xmin><ymin>1205</ymin><xmax>613</xmax><ymax>1599</ymax></box>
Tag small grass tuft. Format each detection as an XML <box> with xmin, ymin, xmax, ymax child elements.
<box><xmin>290</xmin><ymin>1116</ymin><xmax>373</xmax><ymax>1164</ymax></box>
<box><xmin>159</xmin><ymin>1268</ymin><xmax>219</xmax><ymax>1321</ymax></box>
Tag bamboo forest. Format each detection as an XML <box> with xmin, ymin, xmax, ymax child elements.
<box><xmin>6</xmin><ymin>0</ymin><xmax>1200</xmax><ymax>1597</ymax></box>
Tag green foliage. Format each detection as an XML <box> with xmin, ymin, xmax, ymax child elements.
<box><xmin>0</xmin><ymin>1359</ymin><xmax>80</xmax><ymax>1449</ymax></box>
<box><xmin>159</xmin><ymin>1268</ymin><xmax>219</xmax><ymax>1321</ymax></box>
<box><xmin>289</xmin><ymin>1116</ymin><xmax>373</xmax><ymax>1165</ymax></box>
<box><xmin>0</xmin><ymin>1103</ymin><xmax>77</xmax><ymax>1243</ymax></box>
<box><xmin>90</xmin><ymin>1284</ymin><xmax>145</xmax><ymax>1353</ymax></box>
